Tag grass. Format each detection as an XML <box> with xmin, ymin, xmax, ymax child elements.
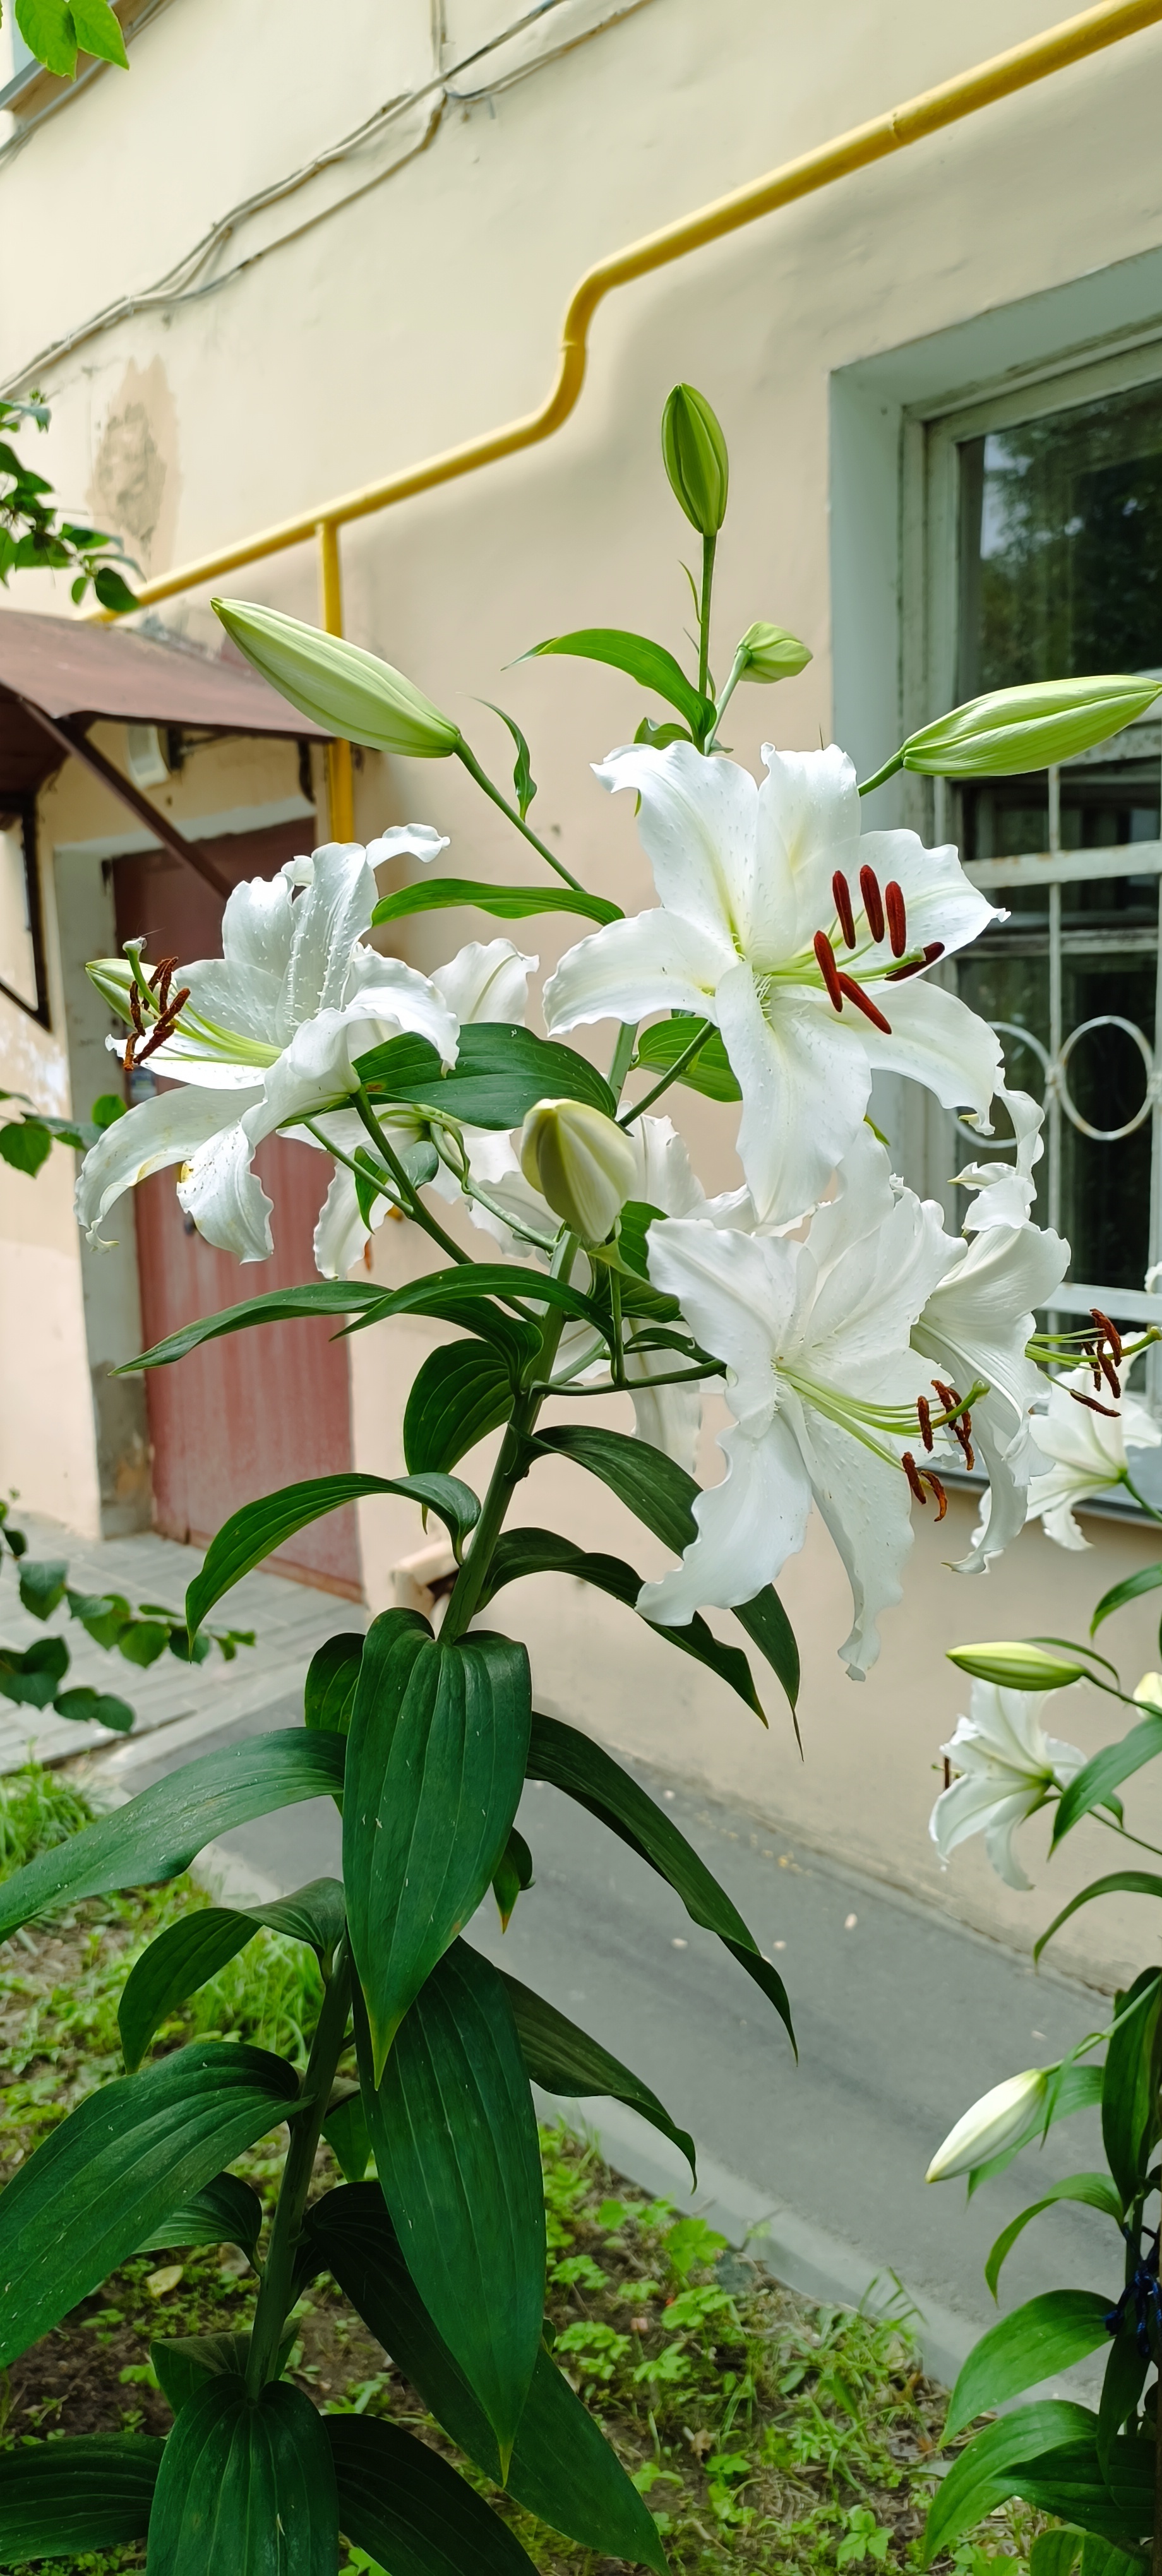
<box><xmin>0</xmin><ymin>1762</ymin><xmax>1038</xmax><ymax>2576</ymax></box>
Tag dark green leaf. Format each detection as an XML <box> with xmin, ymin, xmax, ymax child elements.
<box><xmin>922</xmin><ymin>2402</ymin><xmax>1098</xmax><ymax>2561</ymax></box>
<box><xmin>117</xmin><ymin>1617</ymin><xmax>172</xmax><ymax>1668</ymax></box>
<box><xmin>0</xmin><ymin>1729</ymin><xmax>345</xmax><ymax>1943</ymax></box>
<box><xmin>1092</xmin><ymin>1561</ymin><xmax>1162</xmax><ymax>1635</ymax></box>
<box><xmin>186</xmin><ymin>1470</ymin><xmax>479</xmax><ymax>1637</ymax></box>
<box><xmin>66</xmin><ymin>1586</ymin><xmax>132</xmax><ymax>1647</ymax></box>
<box><xmin>534</xmin><ymin>1423</ymin><xmax>800</xmax><ymax>1712</ymax></box>
<box><xmin>345</xmin><ymin>1616</ymin><xmax>530</xmax><ymax>2079</ymax></box>
<box><xmin>946</xmin><ymin>2292</ymin><xmax>1113</xmax><ymax>2439</ymax></box>
<box><xmin>1030</xmin><ymin>2534</ymin><xmax>1084</xmax><ymax>2576</ymax></box>
<box><xmin>14</xmin><ymin>0</ymin><xmax>77</xmax><ymax>78</ymax></box>
<box><xmin>304</xmin><ymin>1632</ymin><xmax>363</xmax><ymax>1738</ymax></box>
<box><xmin>404</xmin><ymin>1340</ymin><xmax>515</xmax><ymax>1476</ymax></box>
<box><xmin>525</xmin><ymin>626</ymin><xmax>713</xmax><ymax>736</ymax></box>
<box><xmin>118</xmin><ymin>1878</ymin><xmax>344</xmax><ymax>2069</ymax></box>
<box><xmin>53</xmin><ymin>1685</ymin><xmax>136</xmax><ymax>1731</ymax></box>
<box><xmin>634</xmin><ymin>716</ymin><xmax>693</xmax><ymax>749</ymax></box>
<box><xmin>501</xmin><ymin>1965</ymin><xmax>696</xmax><ymax>2178</ymax></box>
<box><xmin>304</xmin><ymin>2185</ymin><xmax>666</xmax><ymax>2568</ymax></box>
<box><xmin>354</xmin><ymin>1020</ymin><xmax>617</xmax><ymax>1128</ymax></box>
<box><xmin>147</xmin><ymin>2375</ymin><xmax>337</xmax><ymax>2573</ymax></box>
<box><xmin>92</xmin><ymin>1091</ymin><xmax>126</xmax><ymax>1129</ymax></box>
<box><xmin>985</xmin><ymin>2174</ymin><xmax>1122</xmax><ymax>2298</ymax></box>
<box><xmin>484</xmin><ymin>700</ymin><xmax>538</xmax><ymax>818</ymax></box>
<box><xmin>322</xmin><ymin>2089</ymin><xmax>371</xmax><ymax>2183</ymax></box>
<box><xmin>527</xmin><ymin>1710</ymin><xmax>794</xmax><ymax>2046</ymax></box>
<box><xmin>358</xmin><ymin>1941</ymin><xmax>544</xmax><ymax>2465</ymax></box>
<box><xmin>131</xmin><ymin>1268</ymin><xmax>595</xmax><ymax>1373</ymax></box>
<box><xmin>0</xmin><ymin>2041</ymin><xmax>299</xmax><ymax>2363</ymax></box>
<box><xmin>0</xmin><ymin>1633</ymin><xmax>69</xmax><ymax>1707</ymax></box>
<box><xmin>139</xmin><ymin>2173</ymin><xmax>263</xmax><ymax>2258</ymax></box>
<box><xmin>1037</xmin><ymin>1874</ymin><xmax>1162</xmax><ymax>1964</ymax></box>
<box><xmin>484</xmin><ymin>1525</ymin><xmax>766</xmax><ymax>1721</ymax></box>
<box><xmin>1079</xmin><ymin>2541</ymin><xmax>1146</xmax><ymax>2576</ymax></box>
<box><xmin>1099</xmin><ymin>2327</ymin><xmax>1149</xmax><ymax>2468</ymax></box>
<box><xmin>1007</xmin><ymin>2435</ymin><xmax>1152</xmax><ymax>2549</ymax></box>
<box><xmin>373</xmin><ymin>875</ymin><xmax>620</xmax><ymax>929</ymax></box>
<box><xmin>1102</xmin><ymin>1972</ymin><xmax>1162</xmax><ymax>2205</ymax></box>
<box><xmin>967</xmin><ymin>2063</ymin><xmax>1105</xmax><ymax>2197</ymax></box>
<box><xmin>123</xmin><ymin>1280</ymin><xmax>386</xmax><ymax>1373</ymax></box>
<box><xmin>0</xmin><ymin>2433</ymin><xmax>162</xmax><ymax>2560</ymax></box>
<box><xmin>635</xmin><ymin>1013</ymin><xmax>742</xmax><ymax>1102</ymax></box>
<box><xmin>150</xmin><ymin>2330</ymin><xmax>256</xmax><ymax>2416</ymax></box>
<box><xmin>1052</xmin><ymin>1717</ymin><xmax>1162</xmax><ymax>1849</ymax></box>
<box><xmin>328</xmin><ymin>2412</ymin><xmax>537</xmax><ymax>2576</ymax></box>
<box><xmin>493</xmin><ymin>1823</ymin><xmax>534</xmax><ymax>1930</ymax></box>
<box><xmin>17</xmin><ymin>1557</ymin><xmax>68</xmax><ymax>1619</ymax></box>
<box><xmin>92</xmin><ymin>563</ymin><xmax>138</xmax><ymax>615</ymax></box>
<box><xmin>0</xmin><ymin>1118</ymin><xmax>52</xmax><ymax>1176</ymax></box>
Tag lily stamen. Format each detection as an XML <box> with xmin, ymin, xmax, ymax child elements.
<box><xmin>917</xmin><ymin>1395</ymin><xmax>934</xmax><ymax>1452</ymax></box>
<box><xmin>136</xmin><ymin>987</ymin><xmax>191</xmax><ymax>1068</ymax></box>
<box><xmin>1097</xmin><ymin>1347</ymin><xmax>1122</xmax><ymax>1399</ymax></box>
<box><xmin>836</xmin><ymin>972</ymin><xmax>892</xmax><ymax>1035</ymax></box>
<box><xmin>860</xmin><ymin>864</ymin><xmax>885</xmax><ymax>944</ymax></box>
<box><xmin>148</xmin><ymin>955</ymin><xmax>178</xmax><ymax>1013</ymax></box>
<box><xmin>1092</xmin><ymin>1306</ymin><xmax>1123</xmax><ymax>1365</ymax></box>
<box><xmin>902</xmin><ymin>1452</ymin><xmax>948</xmax><ymax>1518</ymax></box>
<box><xmin>813</xmin><ymin>929</ymin><xmax>844</xmax><ymax>1011</ymax></box>
<box><xmin>1070</xmin><ymin>1386</ymin><xmax>1120</xmax><ymax>1418</ymax></box>
<box><xmin>902</xmin><ymin>1449</ymin><xmax>926</xmax><ymax>1503</ymax></box>
<box><xmin>832</xmin><ymin>871</ymin><xmax>857</xmax><ymax>948</ymax></box>
<box><xmin>886</xmin><ymin>941</ymin><xmax>945</xmax><ymax>983</ymax></box>
<box><xmin>885</xmin><ymin>881</ymin><xmax>907</xmax><ymax>959</ymax></box>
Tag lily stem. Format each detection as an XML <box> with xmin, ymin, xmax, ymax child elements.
<box><xmin>349</xmin><ymin>1087</ymin><xmax>470</xmax><ymax>1269</ymax></box>
<box><xmin>439</xmin><ymin>1234</ymin><xmax>580</xmax><ymax>1646</ymax></box>
<box><xmin>697</xmin><ymin>532</ymin><xmax>716</xmax><ymax>719</ymax></box>
<box><xmin>620</xmin><ymin>1020</ymin><xmax>713</xmax><ymax>1127</ymax></box>
<box><xmin>607</xmin><ymin>1022</ymin><xmax>638</xmax><ymax>1103</ymax></box>
<box><xmin>455</xmin><ymin>741</ymin><xmax>586</xmax><ymax>892</ymax></box>
<box><xmin>246</xmin><ymin>1940</ymin><xmax>352</xmax><ymax>2397</ymax></box>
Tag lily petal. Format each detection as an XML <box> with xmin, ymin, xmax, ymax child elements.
<box><xmin>716</xmin><ymin>963</ymin><xmax>871</xmax><ymax>1225</ymax></box>
<box><xmin>793</xmin><ymin>1395</ymin><xmax>916</xmax><ymax>1678</ymax></box>
<box><xmin>596</xmin><ymin>739</ymin><xmax>760</xmax><ymax>953</ymax></box>
<box><xmin>432</xmin><ymin>938</ymin><xmax>537</xmax><ymax>1026</ymax></box>
<box><xmin>545</xmin><ymin>908</ymin><xmax>729</xmax><ymax>1032</ymax></box>
<box><xmin>858</xmin><ymin>977</ymin><xmax>1003</xmax><ymax>1124</ymax></box>
<box><xmin>75</xmin><ymin>1087</ymin><xmax>259</xmax><ymax>1244</ymax></box>
<box><xmin>638</xmin><ymin>1417</ymin><xmax>812</xmax><ymax>1626</ymax></box>
<box><xmin>177</xmin><ymin>1124</ymin><xmax>274</xmax><ymax>1263</ymax></box>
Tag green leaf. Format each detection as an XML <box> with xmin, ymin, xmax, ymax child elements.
<box><xmin>1030</xmin><ymin>2534</ymin><xmax>1084</xmax><ymax>2576</ymax></box>
<box><xmin>358</xmin><ymin>1941</ymin><xmax>545</xmax><ymax>2466</ymax></box>
<box><xmin>1102</xmin><ymin>1972</ymin><xmax>1162</xmax><ymax>2205</ymax></box>
<box><xmin>147</xmin><ymin>2375</ymin><xmax>338</xmax><ymax>2573</ymax></box>
<box><xmin>484</xmin><ymin>700</ymin><xmax>538</xmax><ymax>818</ymax></box>
<box><xmin>70</xmin><ymin>0</ymin><xmax>129</xmax><ymax>64</ymax></box>
<box><xmin>355</xmin><ymin>1020</ymin><xmax>618</xmax><ymax>1128</ymax></box>
<box><xmin>1098</xmin><ymin>2327</ymin><xmax>1149</xmax><ymax>2469</ymax></box>
<box><xmin>373</xmin><ymin>875</ymin><xmax>620</xmax><ymax>930</ymax></box>
<box><xmin>404</xmin><ymin>1340</ymin><xmax>515</xmax><ymax>1476</ymax></box>
<box><xmin>117</xmin><ymin>1878</ymin><xmax>345</xmax><ymax>2069</ymax></box>
<box><xmin>122</xmin><ymin>1279</ymin><xmax>388</xmax><ymax>1372</ymax></box>
<box><xmin>1036</xmin><ymin>1874</ymin><xmax>1162</xmax><ymax>1964</ymax></box>
<box><xmin>327</xmin><ymin>2412</ymin><xmax>537</xmax><ymax>2576</ymax></box>
<box><xmin>525</xmin><ymin>626</ymin><xmax>714</xmax><ymax>737</ymax></box>
<box><xmin>967</xmin><ymin>2063</ymin><xmax>1106</xmax><ymax>2197</ymax></box>
<box><xmin>534</xmin><ymin>1422</ymin><xmax>800</xmax><ymax>1712</ymax></box>
<box><xmin>131</xmin><ymin>1267</ymin><xmax>599</xmax><ymax>1373</ymax></box>
<box><xmin>13</xmin><ymin>0</ymin><xmax>77</xmax><ymax>77</ymax></box>
<box><xmin>304</xmin><ymin>2185</ymin><xmax>666</xmax><ymax>2568</ymax></box>
<box><xmin>66</xmin><ymin>1586</ymin><xmax>132</xmax><ymax>1647</ymax></box>
<box><xmin>139</xmin><ymin>2173</ymin><xmax>263</xmax><ymax>2258</ymax></box>
<box><xmin>1052</xmin><ymin>1717</ymin><xmax>1162</xmax><ymax>1848</ymax></box>
<box><xmin>52</xmin><ymin>1684</ymin><xmax>136</xmax><ymax>1731</ymax></box>
<box><xmin>150</xmin><ymin>2331</ymin><xmax>259</xmax><ymax>2418</ymax></box>
<box><xmin>484</xmin><ymin>1525</ymin><xmax>766</xmax><ymax>1721</ymax></box>
<box><xmin>0</xmin><ymin>2041</ymin><xmax>299</xmax><ymax>2363</ymax></box>
<box><xmin>321</xmin><ymin>2089</ymin><xmax>371</xmax><ymax>2183</ymax></box>
<box><xmin>635</xmin><ymin>1013</ymin><xmax>741</xmax><ymax>1102</ymax></box>
<box><xmin>345</xmin><ymin>1615</ymin><xmax>531</xmax><ymax>2080</ymax></box>
<box><xmin>945</xmin><ymin>2293</ymin><xmax>1113</xmax><ymax>2440</ymax></box>
<box><xmin>0</xmin><ymin>2433</ymin><xmax>162</xmax><ymax>2560</ymax></box>
<box><xmin>1080</xmin><ymin>2541</ymin><xmax>1146</xmax><ymax>2576</ymax></box>
<box><xmin>0</xmin><ymin>1633</ymin><xmax>69</xmax><ymax>1708</ymax></box>
<box><xmin>304</xmin><ymin>1632</ymin><xmax>363</xmax><ymax>1738</ymax></box>
<box><xmin>527</xmin><ymin>1710</ymin><xmax>794</xmax><ymax>2044</ymax></box>
<box><xmin>92</xmin><ymin>563</ymin><xmax>138</xmax><ymax>614</ymax></box>
<box><xmin>186</xmin><ymin>1470</ymin><xmax>479</xmax><ymax>1637</ymax></box>
<box><xmin>0</xmin><ymin>1729</ymin><xmax>345</xmax><ymax>1944</ymax></box>
<box><xmin>0</xmin><ymin>1118</ymin><xmax>52</xmax><ymax>1175</ymax></box>
<box><xmin>17</xmin><ymin>1557</ymin><xmax>68</xmax><ymax>1619</ymax></box>
<box><xmin>117</xmin><ymin>1617</ymin><xmax>172</xmax><ymax>1668</ymax></box>
<box><xmin>1007</xmin><ymin>2435</ymin><xmax>1153</xmax><ymax>2549</ymax></box>
<box><xmin>92</xmin><ymin>1090</ymin><xmax>127</xmax><ymax>1129</ymax></box>
<box><xmin>1093</xmin><ymin>1561</ymin><xmax>1162</xmax><ymax>1634</ymax></box>
<box><xmin>985</xmin><ymin>2175</ymin><xmax>1122</xmax><ymax>2298</ymax></box>
<box><xmin>493</xmin><ymin>1823</ymin><xmax>534</xmax><ymax>1930</ymax></box>
<box><xmin>922</xmin><ymin>2402</ymin><xmax>1099</xmax><ymax>2561</ymax></box>
<box><xmin>500</xmin><ymin>1965</ymin><xmax>697</xmax><ymax>2178</ymax></box>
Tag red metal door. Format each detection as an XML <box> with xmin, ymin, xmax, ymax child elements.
<box><xmin>114</xmin><ymin>825</ymin><xmax>361</xmax><ymax>1596</ymax></box>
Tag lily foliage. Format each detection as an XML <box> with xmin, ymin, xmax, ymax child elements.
<box><xmin>0</xmin><ymin>386</ymin><xmax>1151</xmax><ymax>2570</ymax></box>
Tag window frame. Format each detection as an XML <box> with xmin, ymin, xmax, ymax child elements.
<box><xmin>0</xmin><ymin>802</ymin><xmax>49</xmax><ymax>1027</ymax></box>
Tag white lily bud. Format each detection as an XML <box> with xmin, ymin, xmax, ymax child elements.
<box><xmin>731</xmin><ymin>623</ymin><xmax>812</xmax><ymax>684</ymax></box>
<box><xmin>86</xmin><ymin>957</ymin><xmax>137</xmax><ymax>1025</ymax></box>
<box><xmin>1134</xmin><ymin>1673</ymin><xmax>1162</xmax><ymax>1712</ymax></box>
<box><xmin>902</xmin><ymin>676</ymin><xmax>1162</xmax><ymax>778</ymax></box>
<box><xmin>212</xmin><ymin>601</ymin><xmax>461</xmax><ymax>760</ymax></box>
<box><xmin>926</xmin><ymin>2067</ymin><xmax>1048</xmax><ymax>2183</ymax></box>
<box><xmin>947</xmin><ymin>1641</ymin><xmax>1087</xmax><ymax>1691</ymax></box>
<box><xmin>519</xmin><ymin>1098</ymin><xmax>637</xmax><ymax>1244</ymax></box>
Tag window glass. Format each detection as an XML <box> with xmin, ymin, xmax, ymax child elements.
<box><xmin>0</xmin><ymin>823</ymin><xmax>37</xmax><ymax>1012</ymax></box>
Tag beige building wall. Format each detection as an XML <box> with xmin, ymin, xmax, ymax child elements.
<box><xmin>3</xmin><ymin>0</ymin><xmax>1162</xmax><ymax>1972</ymax></box>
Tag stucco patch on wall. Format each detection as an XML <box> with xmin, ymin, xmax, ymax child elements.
<box><xmin>89</xmin><ymin>356</ymin><xmax>179</xmax><ymax>574</ymax></box>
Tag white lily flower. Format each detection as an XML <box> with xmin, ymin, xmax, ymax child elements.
<box><xmin>544</xmin><ymin>740</ymin><xmax>1002</xmax><ymax>1226</ymax></box>
<box><xmin>637</xmin><ymin>1130</ymin><xmax>958</xmax><ymax>1675</ymax></box>
<box><xmin>913</xmin><ymin>1212</ymin><xmax>1069</xmax><ymax>1571</ymax></box>
<box><xmin>1026</xmin><ymin>1366</ymin><xmax>1162</xmax><ymax>1548</ymax></box>
<box><xmin>926</xmin><ymin>2067</ymin><xmax>1050</xmax><ymax>2183</ymax></box>
<box><xmin>311</xmin><ymin>937</ymin><xmax>539</xmax><ymax>1278</ymax></box>
<box><xmin>364</xmin><ymin>823</ymin><xmax>450</xmax><ymax>869</ymax></box>
<box><xmin>955</xmin><ymin>1086</ymin><xmax>1046</xmax><ymax>1232</ymax></box>
<box><xmin>77</xmin><ymin>840</ymin><xmax>457</xmax><ymax>1261</ymax></box>
<box><xmin>929</xmin><ymin>1678</ymin><xmax>1084</xmax><ymax>1890</ymax></box>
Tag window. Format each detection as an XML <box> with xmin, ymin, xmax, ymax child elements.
<box><xmin>0</xmin><ymin>808</ymin><xmax>47</xmax><ymax>1022</ymax></box>
<box><xmin>918</xmin><ymin>359</ymin><xmax>1162</xmax><ymax>1429</ymax></box>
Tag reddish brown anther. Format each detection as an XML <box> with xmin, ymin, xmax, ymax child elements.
<box><xmin>813</xmin><ymin>929</ymin><xmax>844</xmax><ymax>1011</ymax></box>
<box><xmin>931</xmin><ymin>1378</ymin><xmax>961</xmax><ymax>1414</ymax></box>
<box><xmin>836</xmin><ymin>972</ymin><xmax>892</xmax><ymax>1035</ymax></box>
<box><xmin>136</xmin><ymin>987</ymin><xmax>191</xmax><ymax>1068</ymax></box>
<box><xmin>860</xmin><ymin>865</ymin><xmax>885</xmax><ymax>945</ymax></box>
<box><xmin>886</xmin><ymin>940</ymin><xmax>945</xmax><ymax>982</ymax></box>
<box><xmin>128</xmin><ymin>984</ymin><xmax>145</xmax><ymax>1037</ymax></box>
<box><xmin>885</xmin><ymin>880</ymin><xmax>907</xmax><ymax>958</ymax></box>
<box><xmin>1070</xmin><ymin>1386</ymin><xmax>1119</xmax><ymax>1418</ymax></box>
<box><xmin>148</xmin><ymin>954</ymin><xmax>179</xmax><ymax>1014</ymax></box>
<box><xmin>926</xmin><ymin>1472</ymin><xmax>949</xmax><ymax>1522</ymax></box>
<box><xmin>1091</xmin><ymin>1306</ymin><xmax>1123</xmax><ymax>1365</ymax></box>
<box><xmin>832</xmin><ymin>870</ymin><xmax>857</xmax><ymax>948</ymax></box>
<box><xmin>917</xmin><ymin>1395</ymin><xmax>934</xmax><ymax>1453</ymax></box>
<box><xmin>902</xmin><ymin>1450</ymin><xmax>926</xmax><ymax>1504</ymax></box>
<box><xmin>1097</xmin><ymin>1347</ymin><xmax>1122</xmax><ymax>1400</ymax></box>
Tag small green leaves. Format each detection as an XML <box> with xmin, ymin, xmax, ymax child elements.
<box><xmin>139</xmin><ymin>2173</ymin><xmax>264</xmax><ymax>2260</ymax></box>
<box><xmin>983</xmin><ymin>2174</ymin><xmax>1122</xmax><ymax>2300</ymax></box>
<box><xmin>947</xmin><ymin>1640</ymin><xmax>1089</xmax><ymax>1691</ymax></box>
<box><xmin>486</xmin><ymin>1527</ymin><xmax>767</xmax><ymax>1722</ymax></box>
<box><xmin>945</xmin><ymin>2292</ymin><xmax>1113</xmax><ymax>2439</ymax></box>
<box><xmin>344</xmin><ymin>1615</ymin><xmax>531</xmax><ymax>2078</ymax></box>
<box><xmin>633</xmin><ymin>1017</ymin><xmax>741</xmax><ymax>1101</ymax></box>
<box><xmin>661</xmin><ymin>383</ymin><xmax>729</xmax><ymax>537</ymax></box>
<box><xmin>124</xmin><ymin>1281</ymin><xmax>387</xmax><ymax>1372</ymax></box>
<box><xmin>525</xmin><ymin>626</ymin><xmax>714</xmax><ymax>739</ymax></box>
<box><xmin>17</xmin><ymin>1558</ymin><xmax>68</xmax><ymax>1621</ymax></box>
<box><xmin>212</xmin><ymin>599</ymin><xmax>461</xmax><ymax>758</ymax></box>
<box><xmin>1051</xmin><ymin>1713</ymin><xmax>1162</xmax><ymax>1848</ymax></box>
<box><xmin>16</xmin><ymin>0</ymin><xmax>129</xmax><ymax>76</ymax></box>
<box><xmin>372</xmin><ymin>875</ymin><xmax>620</xmax><ymax>929</ymax></box>
<box><xmin>482</xmin><ymin>701</ymin><xmax>538</xmax><ymax>818</ymax></box>
<box><xmin>0</xmin><ymin>2434</ymin><xmax>162</xmax><ymax>2561</ymax></box>
<box><xmin>185</xmin><ymin>1470</ymin><xmax>479</xmax><ymax>1635</ymax></box>
<box><xmin>0</xmin><ymin>1633</ymin><xmax>69</xmax><ymax>1707</ymax></box>
<box><xmin>117</xmin><ymin>1880</ymin><xmax>344</xmax><ymax>2070</ymax></box>
<box><xmin>1101</xmin><ymin>1971</ymin><xmax>1162</xmax><ymax>2206</ymax></box>
<box><xmin>0</xmin><ymin>1117</ymin><xmax>52</xmax><ymax>1176</ymax></box>
<box><xmin>1092</xmin><ymin>1559</ymin><xmax>1162</xmax><ymax>1634</ymax></box>
<box><xmin>147</xmin><ymin>2375</ymin><xmax>338</xmax><ymax>2573</ymax></box>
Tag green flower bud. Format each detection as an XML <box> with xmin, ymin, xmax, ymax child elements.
<box><xmin>212</xmin><ymin>600</ymin><xmax>461</xmax><ymax>760</ymax></box>
<box><xmin>519</xmin><ymin>1097</ymin><xmax>637</xmax><ymax>1244</ymax></box>
<box><xmin>731</xmin><ymin>623</ymin><xmax>812</xmax><ymax>684</ymax></box>
<box><xmin>86</xmin><ymin>957</ymin><xmax>136</xmax><ymax>1025</ymax></box>
<box><xmin>902</xmin><ymin>675</ymin><xmax>1162</xmax><ymax>778</ymax></box>
<box><xmin>661</xmin><ymin>385</ymin><xmax>729</xmax><ymax>537</ymax></box>
<box><xmin>947</xmin><ymin>1640</ymin><xmax>1087</xmax><ymax>1691</ymax></box>
<box><xmin>926</xmin><ymin>2068</ymin><xmax>1048</xmax><ymax>2183</ymax></box>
